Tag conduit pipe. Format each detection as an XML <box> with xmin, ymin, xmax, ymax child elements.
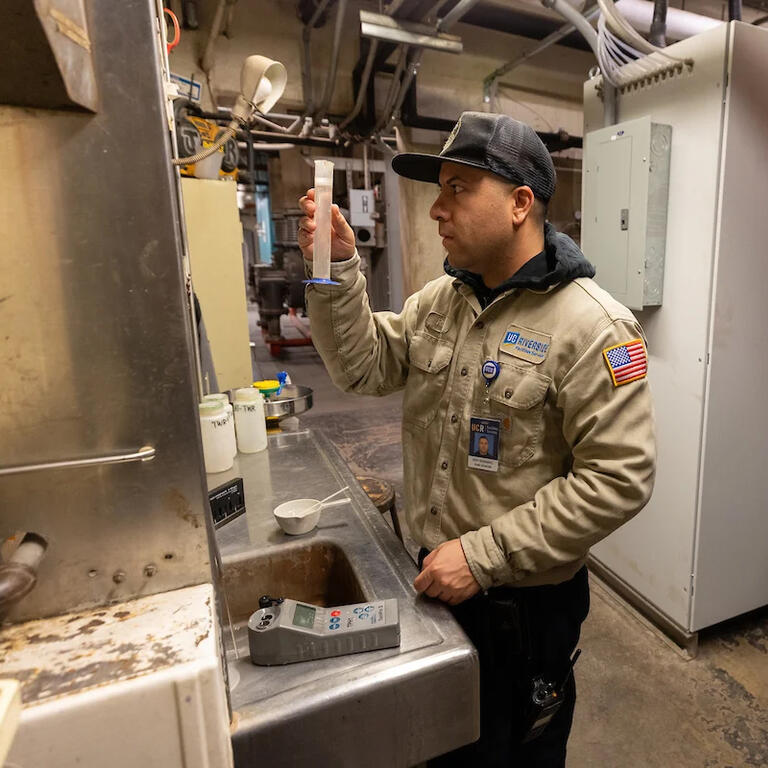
<box><xmin>200</xmin><ymin>0</ymin><xmax>228</xmax><ymax>75</ymax></box>
<box><xmin>340</xmin><ymin>0</ymin><xmax>410</xmax><ymax>132</ymax></box>
<box><xmin>300</xmin><ymin>0</ymin><xmax>333</xmax><ymax>120</ymax></box>
<box><xmin>339</xmin><ymin>40</ymin><xmax>379</xmax><ymax>130</ymax></box>
<box><xmin>649</xmin><ymin>0</ymin><xmax>668</xmax><ymax>47</ymax></box>
<box><xmin>541</xmin><ymin>0</ymin><xmax>617</xmax><ymax>125</ymax></box>
<box><xmin>483</xmin><ymin>5</ymin><xmax>600</xmax><ymax>105</ymax></box>
<box><xmin>614</xmin><ymin>0</ymin><xmax>722</xmax><ymax>40</ymax></box>
<box><xmin>314</xmin><ymin>0</ymin><xmax>350</xmax><ymax>119</ymax></box>
<box><xmin>382</xmin><ymin>0</ymin><xmax>482</xmax><ymax>133</ymax></box>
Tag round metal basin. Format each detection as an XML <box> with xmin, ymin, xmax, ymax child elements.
<box><xmin>263</xmin><ymin>385</ymin><xmax>313</xmax><ymax>421</ymax></box>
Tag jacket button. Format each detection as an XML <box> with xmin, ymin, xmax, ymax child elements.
<box><xmin>430</xmin><ymin>506</ymin><xmax>438</xmax><ymax>515</ymax></box>
<box><xmin>476</xmin><ymin>321</ymin><xmax>484</xmax><ymax>330</ymax></box>
<box><xmin>451</xmin><ymin>414</ymin><xmax>458</xmax><ymax>423</ymax></box>
<box><xmin>460</xmin><ymin>367</ymin><xmax>468</xmax><ymax>376</ymax></box>
<box><xmin>441</xmin><ymin>461</ymin><xmax>448</xmax><ymax>470</ymax></box>
<box><xmin>505</xmin><ymin>390</ymin><xmax>512</xmax><ymax>399</ymax></box>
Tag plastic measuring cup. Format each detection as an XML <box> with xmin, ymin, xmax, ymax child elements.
<box><xmin>306</xmin><ymin>160</ymin><xmax>339</xmax><ymax>286</ymax></box>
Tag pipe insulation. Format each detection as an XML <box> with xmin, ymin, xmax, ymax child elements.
<box><xmin>615</xmin><ymin>0</ymin><xmax>722</xmax><ymax>40</ymax></box>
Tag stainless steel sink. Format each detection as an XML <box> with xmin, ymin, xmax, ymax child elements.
<box><xmin>213</xmin><ymin>429</ymin><xmax>479</xmax><ymax>767</ymax></box>
<box><xmin>220</xmin><ymin>542</ymin><xmax>368</xmax><ymax>657</ymax></box>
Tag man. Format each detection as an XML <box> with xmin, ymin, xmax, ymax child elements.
<box><xmin>477</xmin><ymin>436</ymin><xmax>490</xmax><ymax>457</ymax></box>
<box><xmin>298</xmin><ymin>112</ymin><xmax>656</xmax><ymax>766</ymax></box>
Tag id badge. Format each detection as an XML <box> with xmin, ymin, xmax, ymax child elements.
<box><xmin>468</xmin><ymin>417</ymin><xmax>501</xmax><ymax>472</ymax></box>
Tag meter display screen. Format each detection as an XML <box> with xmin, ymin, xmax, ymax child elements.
<box><xmin>292</xmin><ymin>603</ymin><xmax>316</xmax><ymax>628</ymax></box>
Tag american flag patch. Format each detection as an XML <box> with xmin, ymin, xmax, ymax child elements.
<box><xmin>602</xmin><ymin>338</ymin><xmax>648</xmax><ymax>387</ymax></box>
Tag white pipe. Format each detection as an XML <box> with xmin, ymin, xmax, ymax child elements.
<box><xmin>615</xmin><ymin>0</ymin><xmax>723</xmax><ymax>41</ymax></box>
<box><xmin>250</xmin><ymin>143</ymin><xmax>296</xmax><ymax>151</ymax></box>
<box><xmin>542</xmin><ymin>0</ymin><xmax>617</xmax><ymax>125</ymax></box>
<box><xmin>201</xmin><ymin>0</ymin><xmax>227</xmax><ymax>75</ymax></box>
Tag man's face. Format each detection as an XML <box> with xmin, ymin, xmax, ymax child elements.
<box><xmin>478</xmin><ymin>436</ymin><xmax>489</xmax><ymax>456</ymax></box>
<box><xmin>429</xmin><ymin>162</ymin><xmax>517</xmax><ymax>274</ymax></box>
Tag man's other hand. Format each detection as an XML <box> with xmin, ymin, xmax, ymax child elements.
<box><xmin>413</xmin><ymin>539</ymin><xmax>481</xmax><ymax>605</ymax></box>
<box><xmin>298</xmin><ymin>189</ymin><xmax>356</xmax><ymax>262</ymax></box>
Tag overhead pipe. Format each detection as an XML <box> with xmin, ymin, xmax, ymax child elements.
<box><xmin>400</xmin><ymin>80</ymin><xmax>582</xmax><ymax>152</ymax></box>
<box><xmin>648</xmin><ymin>0</ymin><xmax>668</xmax><ymax>47</ymax></box>
<box><xmin>314</xmin><ymin>0</ymin><xmax>350</xmax><ymax>120</ymax></box>
<box><xmin>339</xmin><ymin>39</ymin><xmax>379</xmax><ymax>130</ymax></box>
<box><xmin>614</xmin><ymin>0</ymin><xmax>722</xmax><ymax>40</ymax></box>
<box><xmin>435</xmin><ymin>0</ymin><xmax>483</xmax><ymax>31</ymax></box>
<box><xmin>383</xmin><ymin>0</ymin><xmax>482</xmax><ymax>133</ymax></box>
<box><xmin>200</xmin><ymin>0</ymin><xmax>228</xmax><ymax>76</ymax></box>
<box><xmin>375</xmin><ymin>45</ymin><xmax>411</xmax><ymax>132</ymax></box>
<box><xmin>237</xmin><ymin>141</ymin><xmax>297</xmax><ymax>151</ymax></box>
<box><xmin>342</xmin><ymin>15</ymin><xmax>406</xmax><ymax>134</ymax></box>
<box><xmin>299</xmin><ymin>0</ymin><xmax>334</xmax><ymax>122</ymax></box>
<box><xmin>360</xmin><ymin>0</ymin><xmax>429</xmax><ymax>134</ymax></box>
<box><xmin>483</xmin><ymin>5</ymin><xmax>600</xmax><ymax>106</ymax></box>
<box><xmin>541</xmin><ymin>0</ymin><xmax>617</xmax><ymax>125</ymax></box>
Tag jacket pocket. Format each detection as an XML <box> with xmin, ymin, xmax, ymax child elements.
<box><xmin>403</xmin><ymin>332</ymin><xmax>453</xmax><ymax>429</ymax></box>
<box><xmin>487</xmin><ymin>363</ymin><xmax>550</xmax><ymax>468</ymax></box>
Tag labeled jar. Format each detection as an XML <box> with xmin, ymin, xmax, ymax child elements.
<box><xmin>203</xmin><ymin>393</ymin><xmax>236</xmax><ymax>458</ymax></box>
<box><xmin>199</xmin><ymin>401</ymin><xmax>234</xmax><ymax>473</ymax></box>
<box><xmin>233</xmin><ymin>388</ymin><xmax>268</xmax><ymax>454</ymax></box>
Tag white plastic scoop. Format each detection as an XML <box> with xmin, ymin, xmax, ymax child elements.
<box><xmin>273</xmin><ymin>486</ymin><xmax>351</xmax><ymax>535</ymax></box>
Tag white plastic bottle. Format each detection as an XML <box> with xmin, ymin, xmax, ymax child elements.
<box><xmin>199</xmin><ymin>402</ymin><xmax>234</xmax><ymax>473</ymax></box>
<box><xmin>203</xmin><ymin>393</ymin><xmax>237</xmax><ymax>458</ymax></box>
<box><xmin>233</xmin><ymin>388</ymin><xmax>268</xmax><ymax>453</ymax></box>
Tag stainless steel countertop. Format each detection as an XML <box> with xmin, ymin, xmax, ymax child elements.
<box><xmin>212</xmin><ymin>428</ymin><xmax>479</xmax><ymax>768</ymax></box>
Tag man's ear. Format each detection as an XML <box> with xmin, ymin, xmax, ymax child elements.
<box><xmin>510</xmin><ymin>186</ymin><xmax>535</xmax><ymax>226</ymax></box>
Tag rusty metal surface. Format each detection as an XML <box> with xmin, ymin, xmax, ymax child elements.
<box><xmin>0</xmin><ymin>584</ymin><xmax>217</xmax><ymax>706</ymax></box>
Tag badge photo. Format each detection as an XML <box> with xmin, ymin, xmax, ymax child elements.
<box><xmin>468</xmin><ymin>417</ymin><xmax>500</xmax><ymax>472</ymax></box>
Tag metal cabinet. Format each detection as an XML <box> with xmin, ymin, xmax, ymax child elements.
<box><xmin>583</xmin><ymin>22</ymin><xmax>768</xmax><ymax>637</ymax></box>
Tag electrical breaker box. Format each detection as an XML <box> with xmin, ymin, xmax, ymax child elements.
<box><xmin>582</xmin><ymin>116</ymin><xmax>671</xmax><ymax>310</ymax></box>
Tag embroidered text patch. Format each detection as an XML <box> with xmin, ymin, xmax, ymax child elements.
<box><xmin>499</xmin><ymin>326</ymin><xmax>551</xmax><ymax>364</ymax></box>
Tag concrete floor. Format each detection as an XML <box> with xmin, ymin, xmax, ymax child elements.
<box><xmin>251</xmin><ymin>310</ymin><xmax>768</xmax><ymax>768</ymax></box>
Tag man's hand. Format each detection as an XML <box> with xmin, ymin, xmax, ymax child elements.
<box><xmin>413</xmin><ymin>539</ymin><xmax>481</xmax><ymax>605</ymax></box>
<box><xmin>297</xmin><ymin>189</ymin><xmax>356</xmax><ymax>262</ymax></box>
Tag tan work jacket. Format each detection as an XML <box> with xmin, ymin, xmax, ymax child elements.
<box><xmin>306</xmin><ymin>254</ymin><xmax>656</xmax><ymax>589</ymax></box>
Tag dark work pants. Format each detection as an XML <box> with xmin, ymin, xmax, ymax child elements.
<box><xmin>418</xmin><ymin>550</ymin><xmax>590</xmax><ymax>768</ymax></box>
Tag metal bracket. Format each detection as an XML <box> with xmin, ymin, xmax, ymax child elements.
<box><xmin>360</xmin><ymin>11</ymin><xmax>463</xmax><ymax>54</ymax></box>
<box><xmin>0</xmin><ymin>446</ymin><xmax>156</xmax><ymax>477</ymax></box>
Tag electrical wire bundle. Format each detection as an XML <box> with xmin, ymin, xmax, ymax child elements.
<box><xmin>596</xmin><ymin>0</ymin><xmax>683</xmax><ymax>87</ymax></box>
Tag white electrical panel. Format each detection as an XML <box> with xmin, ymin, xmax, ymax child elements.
<box><xmin>350</xmin><ymin>188</ymin><xmax>376</xmax><ymax>227</ymax></box>
<box><xmin>582</xmin><ymin>116</ymin><xmax>671</xmax><ymax>310</ymax></box>
<box><xmin>583</xmin><ymin>22</ymin><xmax>768</xmax><ymax>637</ymax></box>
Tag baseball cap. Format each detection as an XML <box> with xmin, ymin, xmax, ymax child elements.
<box><xmin>391</xmin><ymin>111</ymin><xmax>556</xmax><ymax>202</ymax></box>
